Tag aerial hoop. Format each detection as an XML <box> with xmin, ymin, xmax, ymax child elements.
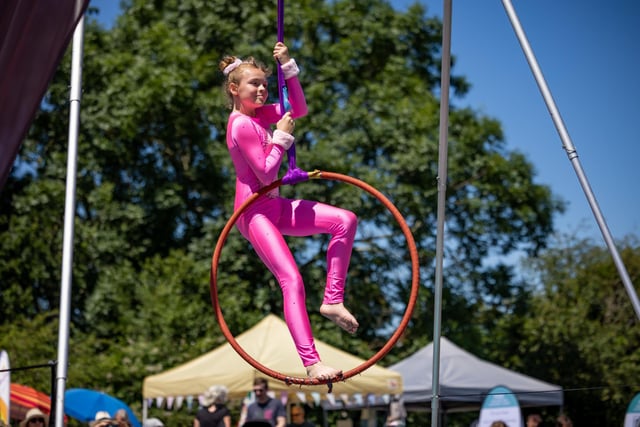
<box><xmin>210</xmin><ymin>170</ymin><xmax>420</xmax><ymax>386</ymax></box>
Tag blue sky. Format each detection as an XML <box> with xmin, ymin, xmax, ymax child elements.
<box><xmin>89</xmin><ymin>0</ymin><xmax>640</xmax><ymax>242</ymax></box>
<box><xmin>410</xmin><ymin>0</ymin><xmax>640</xmax><ymax>243</ymax></box>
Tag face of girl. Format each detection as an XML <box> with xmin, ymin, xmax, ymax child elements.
<box><xmin>232</xmin><ymin>67</ymin><xmax>268</xmax><ymax>112</ymax></box>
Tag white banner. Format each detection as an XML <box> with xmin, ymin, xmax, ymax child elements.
<box><xmin>478</xmin><ymin>385</ymin><xmax>522</xmax><ymax>427</ymax></box>
<box><xmin>624</xmin><ymin>392</ymin><xmax>640</xmax><ymax>427</ymax></box>
<box><xmin>0</xmin><ymin>350</ymin><xmax>9</xmax><ymax>424</ymax></box>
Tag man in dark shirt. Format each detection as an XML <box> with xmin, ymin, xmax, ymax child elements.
<box><xmin>245</xmin><ymin>378</ymin><xmax>286</xmax><ymax>427</ymax></box>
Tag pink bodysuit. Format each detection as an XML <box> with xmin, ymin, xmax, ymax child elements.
<box><xmin>225</xmin><ymin>61</ymin><xmax>357</xmax><ymax>367</ymax></box>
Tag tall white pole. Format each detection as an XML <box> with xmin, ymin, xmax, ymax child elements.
<box><xmin>54</xmin><ymin>15</ymin><xmax>85</xmax><ymax>427</ymax></box>
<box><xmin>501</xmin><ymin>0</ymin><xmax>640</xmax><ymax>321</ymax></box>
<box><xmin>432</xmin><ymin>0</ymin><xmax>453</xmax><ymax>425</ymax></box>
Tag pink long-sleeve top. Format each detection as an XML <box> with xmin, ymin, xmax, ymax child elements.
<box><xmin>226</xmin><ymin>61</ymin><xmax>308</xmax><ymax>210</ymax></box>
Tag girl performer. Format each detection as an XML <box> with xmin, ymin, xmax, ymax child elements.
<box><xmin>219</xmin><ymin>42</ymin><xmax>358</xmax><ymax>380</ymax></box>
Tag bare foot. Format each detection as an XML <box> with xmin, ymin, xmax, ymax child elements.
<box><xmin>320</xmin><ymin>303</ymin><xmax>359</xmax><ymax>334</ymax></box>
<box><xmin>306</xmin><ymin>361</ymin><xmax>342</xmax><ymax>380</ymax></box>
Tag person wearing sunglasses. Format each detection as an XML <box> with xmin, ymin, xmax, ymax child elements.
<box><xmin>19</xmin><ymin>408</ymin><xmax>48</xmax><ymax>427</ymax></box>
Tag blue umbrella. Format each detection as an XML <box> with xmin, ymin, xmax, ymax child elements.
<box><xmin>64</xmin><ymin>388</ymin><xmax>141</xmax><ymax>427</ymax></box>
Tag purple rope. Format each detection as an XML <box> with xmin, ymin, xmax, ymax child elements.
<box><xmin>276</xmin><ymin>0</ymin><xmax>308</xmax><ymax>185</ymax></box>
<box><xmin>276</xmin><ymin>0</ymin><xmax>286</xmax><ymax>114</ymax></box>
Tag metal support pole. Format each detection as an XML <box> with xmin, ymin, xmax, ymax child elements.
<box><xmin>54</xmin><ymin>15</ymin><xmax>85</xmax><ymax>427</ymax></box>
<box><xmin>501</xmin><ymin>0</ymin><xmax>640</xmax><ymax>321</ymax></box>
<box><xmin>432</xmin><ymin>0</ymin><xmax>454</xmax><ymax>425</ymax></box>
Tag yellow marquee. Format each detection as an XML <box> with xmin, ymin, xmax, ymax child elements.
<box><xmin>142</xmin><ymin>314</ymin><xmax>402</xmax><ymax>402</ymax></box>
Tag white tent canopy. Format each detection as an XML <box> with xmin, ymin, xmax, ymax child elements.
<box><xmin>389</xmin><ymin>337</ymin><xmax>563</xmax><ymax>412</ymax></box>
<box><xmin>143</xmin><ymin>315</ymin><xmax>402</xmax><ymax>404</ymax></box>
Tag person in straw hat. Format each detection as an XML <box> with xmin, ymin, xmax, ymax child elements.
<box><xmin>19</xmin><ymin>408</ymin><xmax>48</xmax><ymax>427</ymax></box>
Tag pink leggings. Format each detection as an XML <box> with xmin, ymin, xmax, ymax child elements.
<box><xmin>236</xmin><ymin>195</ymin><xmax>357</xmax><ymax>366</ymax></box>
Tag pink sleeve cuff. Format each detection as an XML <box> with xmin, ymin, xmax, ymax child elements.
<box><xmin>280</xmin><ymin>59</ymin><xmax>300</xmax><ymax>80</ymax></box>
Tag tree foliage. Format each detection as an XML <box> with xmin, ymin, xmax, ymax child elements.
<box><xmin>0</xmin><ymin>0</ymin><xmax>570</xmax><ymax>425</ymax></box>
<box><xmin>513</xmin><ymin>235</ymin><xmax>640</xmax><ymax>425</ymax></box>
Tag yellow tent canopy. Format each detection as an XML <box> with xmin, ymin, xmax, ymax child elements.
<box><xmin>143</xmin><ymin>314</ymin><xmax>402</xmax><ymax>402</ymax></box>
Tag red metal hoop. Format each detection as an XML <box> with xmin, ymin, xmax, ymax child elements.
<box><xmin>210</xmin><ymin>170</ymin><xmax>420</xmax><ymax>386</ymax></box>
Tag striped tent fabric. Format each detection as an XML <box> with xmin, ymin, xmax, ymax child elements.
<box><xmin>9</xmin><ymin>383</ymin><xmax>50</xmax><ymax>421</ymax></box>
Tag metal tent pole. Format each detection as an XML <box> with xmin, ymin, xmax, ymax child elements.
<box><xmin>500</xmin><ymin>0</ymin><xmax>640</xmax><ymax>321</ymax></box>
<box><xmin>432</xmin><ymin>0</ymin><xmax>454</xmax><ymax>425</ymax></box>
<box><xmin>53</xmin><ymin>15</ymin><xmax>85</xmax><ymax>427</ymax></box>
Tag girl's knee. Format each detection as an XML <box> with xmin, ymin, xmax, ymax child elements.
<box><xmin>280</xmin><ymin>274</ymin><xmax>306</xmax><ymax>298</ymax></box>
<box><xmin>341</xmin><ymin>209</ymin><xmax>358</xmax><ymax>233</ymax></box>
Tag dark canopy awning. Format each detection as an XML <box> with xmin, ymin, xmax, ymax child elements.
<box><xmin>0</xmin><ymin>0</ymin><xmax>89</xmax><ymax>189</ymax></box>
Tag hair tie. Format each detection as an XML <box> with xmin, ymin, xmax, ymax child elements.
<box><xmin>223</xmin><ymin>58</ymin><xmax>243</xmax><ymax>76</ymax></box>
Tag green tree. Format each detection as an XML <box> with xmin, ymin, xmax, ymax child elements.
<box><xmin>487</xmin><ymin>234</ymin><xmax>640</xmax><ymax>426</ymax></box>
<box><xmin>0</xmin><ymin>0</ymin><xmax>561</xmax><ymax>422</ymax></box>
